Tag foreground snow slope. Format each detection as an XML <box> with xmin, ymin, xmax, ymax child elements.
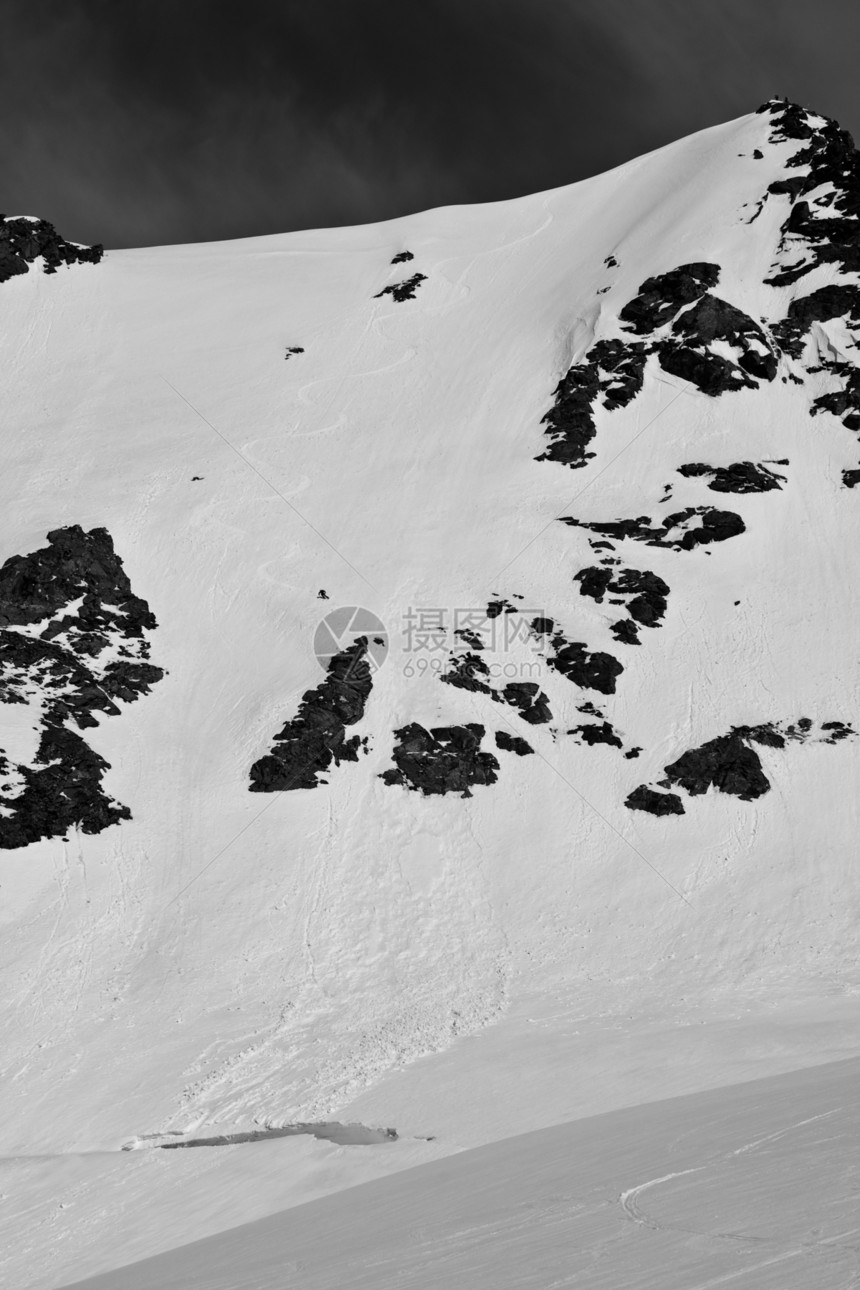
<box><xmin>67</xmin><ymin>1057</ymin><xmax>860</xmax><ymax>1289</ymax></box>
<box><xmin>1</xmin><ymin>100</ymin><xmax>860</xmax><ymax>1286</ymax></box>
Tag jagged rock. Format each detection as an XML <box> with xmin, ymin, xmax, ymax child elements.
<box><xmin>664</xmin><ymin>730</ymin><xmax>771</xmax><ymax>800</ymax></box>
<box><xmin>657</xmin><ymin>342</ymin><xmax>751</xmax><ymax>395</ymax></box>
<box><xmin>562</xmin><ymin>507</ymin><xmax>744</xmax><ymax>551</ymax></box>
<box><xmin>619</xmin><ymin>263</ymin><xmax>720</xmax><ymax>334</ymax></box>
<box><xmin>610</xmin><ymin>619</ymin><xmax>640</xmax><ymax>645</ymax></box>
<box><xmin>390</xmin><ymin>251</ymin><xmax>414</xmax><ymax>264</ymax></box>
<box><xmin>0</xmin><ymin>525</ymin><xmax>157</xmax><ymax>638</ymax></box>
<box><xmin>573</xmin><ymin>567</ymin><xmax>613</xmax><ymax>602</ymax></box>
<box><xmin>810</xmin><ymin>360</ymin><xmax>860</xmax><ymax>434</ymax></box>
<box><xmin>577</xmin><ymin>700</ymin><xmax>603</xmax><ymax>718</ymax></box>
<box><xmin>677</xmin><ymin>461</ymin><xmax>786</xmax><ymax>492</ymax></box>
<box><xmin>0</xmin><ymin>215</ymin><xmax>103</xmax><ymax>285</ymax></box>
<box><xmin>501</xmin><ymin>681</ymin><xmax>552</xmax><ymax>724</ymax></box>
<box><xmin>249</xmin><ymin>638</ymin><xmax>373</xmax><ymax>791</ymax></box>
<box><xmin>380</xmin><ymin>723</ymin><xmax>499</xmax><ymax>797</ymax></box>
<box><xmin>574</xmin><ymin>565</ymin><xmax>669</xmax><ymax>636</ymax></box>
<box><xmin>668</xmin><ymin>294</ymin><xmax>778</xmax><ymax>383</ymax></box>
<box><xmin>820</xmin><ymin>720</ymin><xmax>855</xmax><ymax>743</ymax></box>
<box><xmin>568</xmin><ymin>721</ymin><xmax>622</xmax><ymax>748</ymax></box>
<box><xmin>441</xmin><ymin>651</ymin><xmax>492</xmax><ymax>695</ymax></box>
<box><xmin>759</xmin><ymin>98</ymin><xmax>860</xmax><ymax>280</ymax></box>
<box><xmin>754</xmin><ymin>101</ymin><xmax>860</xmax><ymax>431</ymax></box>
<box><xmin>0</xmin><ymin>526</ymin><xmax>163</xmax><ymax>849</ymax></box>
<box><xmin>441</xmin><ymin>652</ymin><xmax>552</xmax><ymax>723</ymax></box>
<box><xmin>651</xmin><ymin>719</ymin><xmax>854</xmax><ymax>807</ymax></box>
<box><xmin>530</xmin><ymin>619</ymin><xmax>623</xmax><ymax>694</ymax></box>
<box><xmin>842</xmin><ymin>468</ymin><xmax>860</xmax><ymax>488</ymax></box>
<box><xmin>535</xmin><ymin>338</ymin><xmax>647</xmax><ymax>468</ymax></box>
<box><xmin>625</xmin><ymin>785</ymin><xmax>685</xmax><ymax>816</ymax></box>
<box><xmin>0</xmin><ymin>726</ymin><xmax>130</xmax><ymax>850</ymax></box>
<box><xmin>374</xmin><ymin>273</ymin><xmax>427</xmax><ymax>302</ymax></box>
<box><xmin>486</xmin><ymin>599</ymin><xmax>517</xmax><ymax>619</ymax></box>
<box><xmin>773</xmin><ymin>285</ymin><xmax>860</xmax><ymax>356</ymax></box>
<box><xmin>495</xmin><ymin>730</ymin><xmax>534</xmax><ymax>756</ymax></box>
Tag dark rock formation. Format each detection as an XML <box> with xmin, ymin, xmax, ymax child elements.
<box><xmin>820</xmin><ymin>720</ymin><xmax>855</xmax><ymax>743</ymax></box>
<box><xmin>0</xmin><ymin>215</ymin><xmax>103</xmax><ymax>284</ymax></box>
<box><xmin>663</xmin><ymin>730</ymin><xmax>772</xmax><ymax>800</ymax></box>
<box><xmin>441</xmin><ymin>650</ymin><xmax>491</xmax><ymax>695</ymax></box>
<box><xmin>758</xmin><ymin>98</ymin><xmax>860</xmax><ymax>281</ymax></box>
<box><xmin>0</xmin><ymin>525</ymin><xmax>157</xmax><ymax>639</ymax></box>
<box><xmin>610</xmin><ymin>619</ymin><xmax>640</xmax><ymax>645</ymax></box>
<box><xmin>658</xmin><ymin>294</ymin><xmax>778</xmax><ymax>394</ymax></box>
<box><xmin>284</xmin><ymin>346</ymin><xmax>304</xmax><ymax>359</ymax></box>
<box><xmin>495</xmin><ymin>730</ymin><xmax>534</xmax><ymax>756</ymax></box>
<box><xmin>535</xmin><ymin>338</ymin><xmax>647</xmax><ymax>468</ymax></box>
<box><xmin>677</xmin><ymin>461</ymin><xmax>786</xmax><ymax>492</ymax></box>
<box><xmin>440</xmin><ymin>651</ymin><xmax>552</xmax><ymax>724</ymax></box>
<box><xmin>574</xmin><ymin>565</ymin><xmax>669</xmax><ymax>644</ymax></box>
<box><xmin>455</xmin><ymin>627</ymin><xmax>485</xmax><ymax>650</ymax></box>
<box><xmin>619</xmin><ymin>263</ymin><xmax>720</xmax><ymax>334</ymax></box>
<box><xmin>380</xmin><ymin>723</ymin><xmax>499</xmax><ymax>797</ymax></box>
<box><xmin>568</xmin><ymin>721</ymin><xmax>623</xmax><ymax>748</ymax></box>
<box><xmin>631</xmin><ymin>718</ymin><xmax>857</xmax><ymax>812</ymax></box>
<box><xmin>486</xmin><ymin>599</ymin><xmax>517</xmax><ymax>619</ymax></box>
<box><xmin>391</xmin><ymin>251</ymin><xmax>414</xmax><ymax>264</ymax></box>
<box><xmin>0</xmin><ymin>527</ymin><xmax>163</xmax><ymax>849</ymax></box>
<box><xmin>375</xmin><ymin>273</ymin><xmax>427</xmax><ymax>302</ymax></box>
<box><xmin>531</xmin><ymin>618</ymin><xmax>623</xmax><ymax>695</ymax></box>
<box><xmin>0</xmin><ymin>728</ymin><xmax>132</xmax><ymax>851</ymax></box>
<box><xmin>754</xmin><ymin>101</ymin><xmax>860</xmax><ymax>433</ymax></box>
<box><xmin>249</xmin><ymin>638</ymin><xmax>373</xmax><ymax>791</ymax></box>
<box><xmin>562</xmin><ymin>507</ymin><xmax>745</xmax><ymax>551</ymax></box>
<box><xmin>625</xmin><ymin>785</ymin><xmax>685</xmax><ymax>816</ymax></box>
<box><xmin>842</xmin><ymin>469</ymin><xmax>860</xmax><ymax>488</ymax></box>
<box><xmin>501</xmin><ymin>681</ymin><xmax>552</xmax><ymax>724</ymax></box>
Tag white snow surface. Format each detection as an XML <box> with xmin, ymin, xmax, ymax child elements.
<box><xmin>64</xmin><ymin>1056</ymin><xmax>860</xmax><ymax>1289</ymax></box>
<box><xmin>0</xmin><ymin>107</ymin><xmax>859</xmax><ymax>1287</ymax></box>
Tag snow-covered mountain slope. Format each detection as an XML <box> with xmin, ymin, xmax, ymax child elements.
<box><xmin>2</xmin><ymin>98</ymin><xmax>860</xmax><ymax>1287</ymax></box>
<box><xmin>65</xmin><ymin>1055</ymin><xmax>860</xmax><ymax>1290</ymax></box>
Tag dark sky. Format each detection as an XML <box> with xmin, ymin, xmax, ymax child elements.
<box><xmin>2</xmin><ymin>0</ymin><xmax>859</xmax><ymax>249</ymax></box>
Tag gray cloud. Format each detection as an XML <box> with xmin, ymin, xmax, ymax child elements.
<box><xmin>0</xmin><ymin>0</ymin><xmax>857</xmax><ymax>248</ymax></box>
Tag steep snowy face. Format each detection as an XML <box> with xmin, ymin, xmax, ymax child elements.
<box><xmin>1</xmin><ymin>98</ymin><xmax>860</xmax><ymax>1182</ymax></box>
